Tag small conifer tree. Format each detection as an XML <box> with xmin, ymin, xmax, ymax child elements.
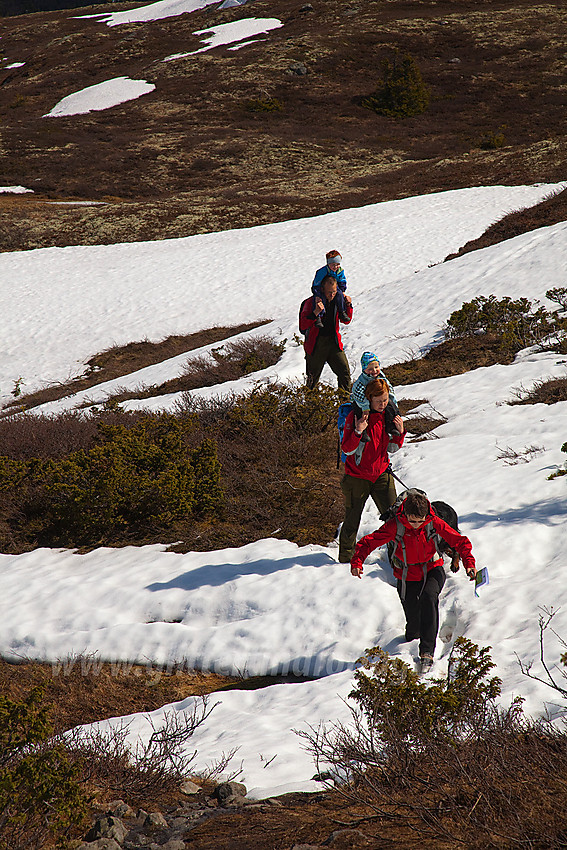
<box><xmin>363</xmin><ymin>51</ymin><xmax>429</xmax><ymax>118</ymax></box>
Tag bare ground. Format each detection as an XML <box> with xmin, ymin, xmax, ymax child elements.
<box><xmin>0</xmin><ymin>0</ymin><xmax>566</xmax><ymax>252</ymax></box>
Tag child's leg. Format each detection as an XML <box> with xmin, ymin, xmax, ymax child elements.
<box><xmin>384</xmin><ymin>400</ymin><xmax>400</xmax><ymax>435</ymax></box>
<box><xmin>335</xmin><ymin>290</ymin><xmax>346</xmax><ymax>313</ymax></box>
<box><xmin>351</xmin><ymin>402</ymin><xmax>370</xmax><ymax>443</ymax></box>
<box><xmin>312</xmin><ymin>290</ymin><xmax>325</xmax><ymax>326</ymax></box>
<box><xmin>352</xmin><ymin>402</ymin><xmax>363</xmax><ymax>419</ymax></box>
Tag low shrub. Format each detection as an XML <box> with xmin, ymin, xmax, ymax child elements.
<box><xmin>446</xmin><ymin>294</ymin><xmax>567</xmax><ymax>355</ymax></box>
<box><xmin>547</xmin><ymin>286</ymin><xmax>567</xmax><ymax>311</ymax></box>
<box><xmin>362</xmin><ymin>51</ymin><xmax>429</xmax><ymax>119</ymax></box>
<box><xmin>245</xmin><ymin>97</ymin><xmax>284</xmax><ymax>113</ymax></box>
<box><xmin>478</xmin><ymin>127</ymin><xmax>506</xmax><ymax>149</ymax></box>
<box><xmin>0</xmin><ymin>414</ymin><xmax>222</xmax><ymax>548</ymax></box>
<box><xmin>182</xmin><ymin>334</ymin><xmax>286</xmax><ymax>386</ymax></box>
<box><xmin>350</xmin><ymin>637</ymin><xmax>502</xmax><ymax>742</ymax></box>
<box><xmin>301</xmin><ymin>639</ymin><xmax>567</xmax><ymax>846</ymax></box>
<box><xmin>0</xmin><ymin>382</ymin><xmax>343</xmax><ymax>552</ymax></box>
<box><xmin>0</xmin><ymin>688</ymin><xmax>88</xmax><ymax>850</ymax></box>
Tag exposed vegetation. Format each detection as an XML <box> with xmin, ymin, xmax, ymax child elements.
<box><xmin>445</xmin><ymin>189</ymin><xmax>567</xmax><ymax>261</ymax></box>
<box><xmin>446</xmin><ymin>292</ymin><xmax>567</xmax><ymax>356</ymax></box>
<box><xmin>0</xmin><ymin>688</ymin><xmax>88</xmax><ymax>850</ymax></box>
<box><xmin>99</xmin><ymin>333</ymin><xmax>286</xmax><ymax>406</ymax></box>
<box><xmin>1</xmin><ymin>323</ymin><xmax>270</xmax><ymax>415</ymax></box>
<box><xmin>0</xmin><ymin>382</ymin><xmax>343</xmax><ymax>552</ymax></box>
<box><xmin>0</xmin><ymin>413</ymin><xmax>222</xmax><ymax>549</ymax></box>
<box><xmin>301</xmin><ymin>639</ymin><xmax>567</xmax><ymax>847</ymax></box>
<box><xmin>1</xmin><ymin>0</ymin><xmax>566</xmax><ymax>252</ymax></box>
<box><xmin>0</xmin><ymin>682</ymin><xmax>225</xmax><ymax>849</ymax></box>
<box><xmin>244</xmin><ymin>97</ymin><xmax>283</xmax><ymax>113</ymax></box>
<box><xmin>362</xmin><ymin>52</ymin><xmax>429</xmax><ymax>119</ymax></box>
<box><xmin>509</xmin><ymin>376</ymin><xmax>567</xmax><ymax>406</ymax></box>
<box><xmin>548</xmin><ymin>441</ymin><xmax>567</xmax><ymax>480</ymax></box>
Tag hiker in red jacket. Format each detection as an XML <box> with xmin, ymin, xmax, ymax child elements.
<box><xmin>299</xmin><ymin>275</ymin><xmax>353</xmax><ymax>393</ymax></box>
<box><xmin>350</xmin><ymin>490</ymin><xmax>477</xmax><ymax>673</ymax></box>
<box><xmin>338</xmin><ymin>377</ymin><xmax>405</xmax><ymax>563</ymax></box>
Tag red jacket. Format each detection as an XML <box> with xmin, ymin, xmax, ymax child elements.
<box><xmin>351</xmin><ymin>499</ymin><xmax>475</xmax><ymax>580</ymax></box>
<box><xmin>299</xmin><ymin>296</ymin><xmax>353</xmax><ymax>356</ymax></box>
<box><xmin>341</xmin><ymin>409</ymin><xmax>405</xmax><ymax>481</ymax></box>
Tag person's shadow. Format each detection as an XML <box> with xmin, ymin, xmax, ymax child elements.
<box><xmin>146</xmin><ymin>551</ymin><xmax>336</xmax><ymax>593</ymax></box>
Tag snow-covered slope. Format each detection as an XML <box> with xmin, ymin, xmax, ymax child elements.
<box><xmin>1</xmin><ymin>184</ymin><xmax>566</xmax><ymax>799</ymax></box>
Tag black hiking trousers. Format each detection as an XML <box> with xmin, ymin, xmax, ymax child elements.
<box><xmin>397</xmin><ymin>564</ymin><xmax>446</xmax><ymax>657</ymax></box>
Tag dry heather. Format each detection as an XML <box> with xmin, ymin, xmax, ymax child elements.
<box><xmin>0</xmin><ymin>0</ymin><xmax>566</xmax><ymax>251</ymax></box>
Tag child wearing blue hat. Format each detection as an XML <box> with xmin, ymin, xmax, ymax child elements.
<box><xmin>312</xmin><ymin>249</ymin><xmax>348</xmax><ymax>326</ymax></box>
<box><xmin>351</xmin><ymin>351</ymin><xmax>400</xmax><ymax>445</ymax></box>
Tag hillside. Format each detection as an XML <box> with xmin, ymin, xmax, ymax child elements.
<box><xmin>1</xmin><ymin>0</ymin><xmax>566</xmax><ymax>251</ymax></box>
<box><xmin>1</xmin><ymin>1</ymin><xmax>567</xmax><ymax>846</ymax></box>
<box><xmin>1</xmin><ymin>183</ymin><xmax>567</xmax><ymax>848</ymax></box>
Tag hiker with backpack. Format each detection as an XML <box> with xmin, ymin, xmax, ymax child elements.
<box><xmin>350</xmin><ymin>489</ymin><xmax>477</xmax><ymax>674</ymax></box>
<box><xmin>338</xmin><ymin>377</ymin><xmax>405</xmax><ymax>564</ymax></box>
<box><xmin>311</xmin><ymin>249</ymin><xmax>348</xmax><ymax>325</ymax></box>
<box><xmin>299</xmin><ymin>275</ymin><xmax>353</xmax><ymax>393</ymax></box>
<box><xmin>351</xmin><ymin>351</ymin><xmax>401</xmax><ymax>449</ymax></box>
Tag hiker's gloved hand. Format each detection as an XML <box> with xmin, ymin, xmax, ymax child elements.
<box><xmin>351</xmin><ymin>565</ymin><xmax>363</xmax><ymax>579</ymax></box>
<box><xmin>465</xmin><ymin>565</ymin><xmax>477</xmax><ymax>581</ymax></box>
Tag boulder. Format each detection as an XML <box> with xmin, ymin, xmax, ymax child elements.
<box><xmin>85</xmin><ymin>815</ymin><xmax>129</xmax><ymax>844</ymax></box>
<box><xmin>213</xmin><ymin>781</ymin><xmax>247</xmax><ymax>805</ymax></box>
<box><xmin>143</xmin><ymin>811</ymin><xmax>168</xmax><ymax>829</ymax></box>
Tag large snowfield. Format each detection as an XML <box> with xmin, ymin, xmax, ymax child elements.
<box><xmin>1</xmin><ymin>182</ymin><xmax>567</xmax><ymax>799</ymax></box>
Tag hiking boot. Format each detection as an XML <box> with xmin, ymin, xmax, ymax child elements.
<box><xmin>418</xmin><ymin>655</ymin><xmax>434</xmax><ymax>674</ymax></box>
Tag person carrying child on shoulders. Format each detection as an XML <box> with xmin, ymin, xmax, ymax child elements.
<box><xmin>312</xmin><ymin>249</ymin><xmax>347</xmax><ymax>327</ymax></box>
<box><xmin>350</xmin><ymin>490</ymin><xmax>477</xmax><ymax>674</ymax></box>
<box><xmin>351</xmin><ymin>351</ymin><xmax>401</xmax><ymax>450</ymax></box>
<box><xmin>338</xmin><ymin>378</ymin><xmax>405</xmax><ymax>564</ymax></box>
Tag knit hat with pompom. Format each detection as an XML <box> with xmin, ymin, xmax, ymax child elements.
<box><xmin>360</xmin><ymin>351</ymin><xmax>380</xmax><ymax>371</ymax></box>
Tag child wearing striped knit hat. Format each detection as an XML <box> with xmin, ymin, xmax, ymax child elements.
<box><xmin>311</xmin><ymin>249</ymin><xmax>348</xmax><ymax>326</ymax></box>
<box><xmin>351</xmin><ymin>351</ymin><xmax>401</xmax><ymax>446</ymax></box>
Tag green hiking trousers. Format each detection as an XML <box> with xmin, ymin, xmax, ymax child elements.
<box><xmin>305</xmin><ymin>335</ymin><xmax>351</xmax><ymax>394</ymax></box>
<box><xmin>338</xmin><ymin>470</ymin><xmax>397</xmax><ymax>563</ymax></box>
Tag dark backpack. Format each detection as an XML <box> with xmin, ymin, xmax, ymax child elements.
<box><xmin>298</xmin><ymin>297</ymin><xmax>312</xmax><ymax>336</ymax></box>
<box><xmin>337</xmin><ymin>402</ymin><xmax>368</xmax><ymax>469</ymax></box>
<box><xmin>337</xmin><ymin>402</ymin><xmax>353</xmax><ymax>467</ymax></box>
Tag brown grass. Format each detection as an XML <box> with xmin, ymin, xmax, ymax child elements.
<box><xmin>386</xmin><ymin>333</ymin><xmax>512</xmax><ymax>386</ymax></box>
<box><xmin>0</xmin><ymin>0</ymin><xmax>565</xmax><ymax>252</ymax></box>
<box><xmin>445</xmin><ymin>186</ymin><xmax>567</xmax><ymax>261</ymax></box>
<box><xmin>509</xmin><ymin>375</ymin><xmax>567</xmax><ymax>405</ymax></box>
<box><xmin>2</xmin><ymin>322</ymin><xmax>270</xmax><ymax>415</ymax></box>
<box><xmin>96</xmin><ymin>332</ymin><xmax>284</xmax><ymax>406</ymax></box>
<box><xmin>0</xmin><ymin>656</ymin><xmax>238</xmax><ymax>735</ymax></box>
